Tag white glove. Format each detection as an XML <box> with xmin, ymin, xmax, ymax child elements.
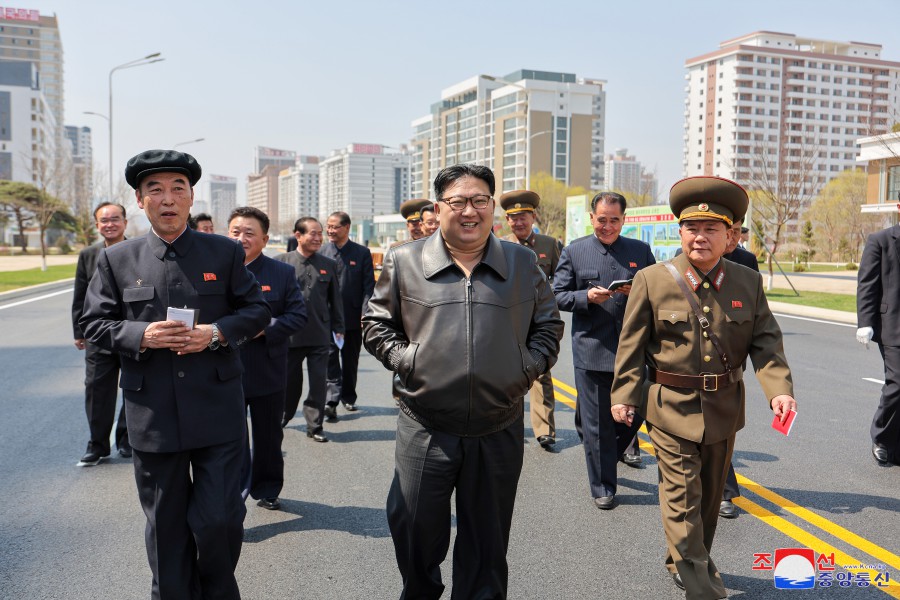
<box><xmin>856</xmin><ymin>327</ymin><xmax>874</xmax><ymax>348</ymax></box>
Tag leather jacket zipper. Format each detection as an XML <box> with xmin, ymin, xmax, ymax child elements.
<box><xmin>465</xmin><ymin>276</ymin><xmax>473</xmax><ymax>434</ymax></box>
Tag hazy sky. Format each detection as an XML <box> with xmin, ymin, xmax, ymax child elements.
<box><xmin>20</xmin><ymin>0</ymin><xmax>900</xmax><ymax>203</ymax></box>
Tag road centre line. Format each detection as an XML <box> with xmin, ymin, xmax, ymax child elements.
<box><xmin>863</xmin><ymin>377</ymin><xmax>886</xmax><ymax>385</ymax></box>
<box><xmin>0</xmin><ymin>288</ymin><xmax>72</xmax><ymax>311</ymax></box>
<box><xmin>733</xmin><ymin>496</ymin><xmax>900</xmax><ymax>597</ymax></box>
<box><xmin>552</xmin><ymin>378</ymin><xmax>899</xmax><ymax>586</ymax></box>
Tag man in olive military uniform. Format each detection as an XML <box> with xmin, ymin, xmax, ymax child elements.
<box><xmin>501</xmin><ymin>190</ymin><xmax>563</xmax><ymax>450</ymax></box>
<box><xmin>612</xmin><ymin>176</ymin><xmax>797</xmax><ymax>599</ymax></box>
<box><xmin>398</xmin><ymin>199</ymin><xmax>432</xmax><ymax>243</ymax></box>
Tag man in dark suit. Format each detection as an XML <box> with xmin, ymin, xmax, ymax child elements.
<box><xmin>321</xmin><ymin>211</ymin><xmax>375</xmax><ymax>418</ymax></box>
<box><xmin>72</xmin><ymin>201</ymin><xmax>130</xmax><ymax>466</ymax></box>
<box><xmin>553</xmin><ymin>192</ymin><xmax>655</xmax><ymax>509</ymax></box>
<box><xmin>857</xmin><ymin>215</ymin><xmax>900</xmax><ymax>466</ymax></box>
<box><xmin>277</xmin><ymin>217</ymin><xmax>345</xmax><ymax>442</ymax></box>
<box><xmin>227</xmin><ymin>207</ymin><xmax>307</xmax><ymax>511</ymax></box>
<box><xmin>81</xmin><ymin>150</ymin><xmax>270</xmax><ymax>599</ymax></box>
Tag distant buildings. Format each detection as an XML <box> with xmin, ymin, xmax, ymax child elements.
<box><xmin>410</xmin><ymin>69</ymin><xmax>607</xmax><ymax>198</ymax></box>
<box><xmin>857</xmin><ymin>132</ymin><xmax>900</xmax><ymax>213</ymax></box>
<box><xmin>65</xmin><ymin>125</ymin><xmax>92</xmax><ymax>213</ymax></box>
<box><xmin>247</xmin><ymin>165</ymin><xmax>282</xmax><ymax>229</ymax></box>
<box><xmin>278</xmin><ymin>155</ymin><xmax>320</xmax><ymax>232</ymax></box>
<box><xmin>0</xmin><ymin>60</ymin><xmax>56</xmax><ymax>185</ymax></box>
<box><xmin>604</xmin><ymin>148</ymin><xmax>658</xmax><ymax>202</ymax></box>
<box><xmin>254</xmin><ymin>145</ymin><xmax>295</xmax><ymax>173</ymax></box>
<box><xmin>202</xmin><ymin>175</ymin><xmax>238</xmax><ymax>232</ymax></box>
<box><xmin>683</xmin><ymin>31</ymin><xmax>900</xmax><ymax>232</ymax></box>
<box><xmin>318</xmin><ymin>143</ymin><xmax>410</xmax><ymax>222</ymax></box>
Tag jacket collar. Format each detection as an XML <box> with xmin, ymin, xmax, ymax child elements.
<box><xmin>673</xmin><ymin>252</ymin><xmax>726</xmax><ymax>291</ymax></box>
<box><xmin>147</xmin><ymin>226</ymin><xmax>194</xmax><ymax>260</ymax></box>
<box><xmin>422</xmin><ymin>232</ymin><xmax>509</xmax><ymax>280</ymax></box>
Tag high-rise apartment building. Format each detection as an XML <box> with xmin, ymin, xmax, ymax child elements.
<box><xmin>201</xmin><ymin>175</ymin><xmax>237</xmax><ymax>233</ymax></box>
<box><xmin>0</xmin><ymin>60</ymin><xmax>55</xmax><ymax>183</ymax></box>
<box><xmin>254</xmin><ymin>146</ymin><xmax>296</xmax><ymax>174</ymax></box>
<box><xmin>410</xmin><ymin>69</ymin><xmax>606</xmax><ymax>198</ymax></box>
<box><xmin>0</xmin><ymin>8</ymin><xmax>63</xmax><ymax>141</ymax></box>
<box><xmin>684</xmin><ymin>31</ymin><xmax>900</xmax><ymax>221</ymax></box>
<box><xmin>604</xmin><ymin>149</ymin><xmax>642</xmax><ymax>196</ymax></box>
<box><xmin>65</xmin><ymin>125</ymin><xmax>92</xmax><ymax>213</ymax></box>
<box><xmin>318</xmin><ymin>144</ymin><xmax>411</xmax><ymax>221</ymax></box>
<box><xmin>277</xmin><ymin>155</ymin><xmax>320</xmax><ymax>234</ymax></box>
<box><xmin>247</xmin><ymin>165</ymin><xmax>281</xmax><ymax>228</ymax></box>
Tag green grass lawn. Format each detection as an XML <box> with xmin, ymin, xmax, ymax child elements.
<box><xmin>765</xmin><ymin>288</ymin><xmax>855</xmax><ymax>313</ymax></box>
<box><xmin>0</xmin><ymin>264</ymin><xmax>76</xmax><ymax>292</ymax></box>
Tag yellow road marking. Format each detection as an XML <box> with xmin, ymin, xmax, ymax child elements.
<box><xmin>734</xmin><ymin>495</ymin><xmax>900</xmax><ymax>596</ymax></box>
<box><xmin>551</xmin><ymin>379</ymin><xmax>900</xmax><ymax>590</ymax></box>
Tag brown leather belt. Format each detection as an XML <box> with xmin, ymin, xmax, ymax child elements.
<box><xmin>648</xmin><ymin>368</ymin><xmax>742</xmax><ymax>392</ymax></box>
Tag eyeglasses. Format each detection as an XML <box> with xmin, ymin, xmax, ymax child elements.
<box><xmin>440</xmin><ymin>194</ymin><xmax>492</xmax><ymax>212</ymax></box>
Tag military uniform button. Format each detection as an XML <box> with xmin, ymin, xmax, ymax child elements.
<box><xmin>703</xmin><ymin>331</ymin><xmax>709</xmax><ymax>338</ymax></box>
<box><xmin>178</xmin><ymin>371</ymin><xmax>185</xmax><ymax>378</ymax></box>
<box><xmin>703</xmin><ymin>306</ymin><xmax>710</xmax><ymax>313</ymax></box>
<box><xmin>704</xmin><ymin>355</ymin><xmax>711</xmax><ymax>362</ymax></box>
<box><xmin>168</xmin><ymin>251</ymin><xmax>176</xmax><ymax>258</ymax></box>
<box><xmin>703</xmin><ymin>282</ymin><xmax>710</xmax><ymax>289</ymax></box>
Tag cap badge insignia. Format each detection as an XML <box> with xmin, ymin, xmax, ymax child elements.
<box><xmin>698</xmin><ymin>203</ymin><xmax>709</xmax><ymax>212</ymax></box>
<box><xmin>515</xmin><ymin>203</ymin><xmax>522</xmax><ymax>208</ymax></box>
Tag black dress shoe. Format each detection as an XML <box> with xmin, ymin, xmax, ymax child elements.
<box><xmin>873</xmin><ymin>443</ymin><xmax>889</xmax><ymax>465</ymax></box>
<box><xmin>537</xmin><ymin>435</ymin><xmax>556</xmax><ymax>449</ymax></box>
<box><xmin>621</xmin><ymin>453</ymin><xmax>643</xmax><ymax>468</ymax></box>
<box><xmin>672</xmin><ymin>573</ymin><xmax>685</xmax><ymax>591</ymax></box>
<box><xmin>118</xmin><ymin>446</ymin><xmax>133</xmax><ymax>459</ymax></box>
<box><xmin>257</xmin><ymin>497</ymin><xmax>280</xmax><ymax>511</ymax></box>
<box><xmin>719</xmin><ymin>500</ymin><xmax>738</xmax><ymax>519</ymax></box>
<box><xmin>77</xmin><ymin>450</ymin><xmax>104</xmax><ymax>467</ymax></box>
<box><xmin>593</xmin><ymin>494</ymin><xmax>615</xmax><ymax>510</ymax></box>
<box><xmin>342</xmin><ymin>402</ymin><xmax>358</xmax><ymax>412</ymax></box>
<box><xmin>324</xmin><ymin>405</ymin><xmax>338</xmax><ymax>422</ymax></box>
<box><xmin>307</xmin><ymin>431</ymin><xmax>328</xmax><ymax>443</ymax></box>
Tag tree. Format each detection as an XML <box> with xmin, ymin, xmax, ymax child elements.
<box><xmin>742</xmin><ymin>135</ymin><xmax>822</xmax><ymax>289</ymax></box>
<box><xmin>807</xmin><ymin>169</ymin><xmax>880</xmax><ymax>263</ymax></box>
<box><xmin>797</xmin><ymin>220</ymin><xmax>815</xmax><ymax>267</ymax></box>
<box><xmin>0</xmin><ymin>180</ymin><xmax>38</xmax><ymax>252</ymax></box>
<box><xmin>0</xmin><ymin>180</ymin><xmax>70</xmax><ymax>268</ymax></box>
<box><xmin>523</xmin><ymin>172</ymin><xmax>590</xmax><ymax>241</ymax></box>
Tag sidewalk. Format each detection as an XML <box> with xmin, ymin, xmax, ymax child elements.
<box><xmin>0</xmin><ymin>254</ymin><xmax>79</xmax><ymax>272</ymax></box>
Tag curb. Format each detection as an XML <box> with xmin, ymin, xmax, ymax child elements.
<box><xmin>768</xmin><ymin>300</ymin><xmax>856</xmax><ymax>325</ymax></box>
<box><xmin>0</xmin><ymin>278</ymin><xmax>74</xmax><ymax>303</ymax></box>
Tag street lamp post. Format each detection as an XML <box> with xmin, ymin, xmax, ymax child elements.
<box><xmin>108</xmin><ymin>53</ymin><xmax>164</xmax><ymax>201</ymax></box>
<box><xmin>173</xmin><ymin>138</ymin><xmax>205</xmax><ymax>149</ymax></box>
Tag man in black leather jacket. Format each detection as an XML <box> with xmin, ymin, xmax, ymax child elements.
<box><xmin>363</xmin><ymin>164</ymin><xmax>563</xmax><ymax>600</ymax></box>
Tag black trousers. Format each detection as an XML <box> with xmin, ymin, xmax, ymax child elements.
<box><xmin>387</xmin><ymin>410</ymin><xmax>524</xmax><ymax>600</ymax></box>
<box><xmin>242</xmin><ymin>390</ymin><xmax>285</xmax><ymax>500</ymax></box>
<box><xmin>84</xmin><ymin>342</ymin><xmax>128</xmax><ymax>455</ymax></box>
<box><xmin>284</xmin><ymin>345</ymin><xmax>329</xmax><ymax>432</ymax></box>
<box><xmin>326</xmin><ymin>328</ymin><xmax>363</xmax><ymax>407</ymax></box>
<box><xmin>574</xmin><ymin>368</ymin><xmax>643</xmax><ymax>498</ymax></box>
<box><xmin>874</xmin><ymin>345</ymin><xmax>900</xmax><ymax>463</ymax></box>
<box><xmin>133</xmin><ymin>438</ymin><xmax>245</xmax><ymax>600</ymax></box>
<box><xmin>722</xmin><ymin>463</ymin><xmax>740</xmax><ymax>501</ymax></box>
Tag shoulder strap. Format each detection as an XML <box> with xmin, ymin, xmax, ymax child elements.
<box><xmin>663</xmin><ymin>261</ymin><xmax>733</xmax><ymax>371</ymax></box>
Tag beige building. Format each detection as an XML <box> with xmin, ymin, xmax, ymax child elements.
<box><xmin>247</xmin><ymin>165</ymin><xmax>281</xmax><ymax>227</ymax></box>
<box><xmin>858</xmin><ymin>132</ymin><xmax>900</xmax><ymax>215</ymax></box>
<box><xmin>410</xmin><ymin>70</ymin><xmax>606</xmax><ymax>198</ymax></box>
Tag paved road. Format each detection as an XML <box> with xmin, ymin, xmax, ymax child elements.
<box><xmin>1</xmin><ymin>288</ymin><xmax>897</xmax><ymax>599</ymax></box>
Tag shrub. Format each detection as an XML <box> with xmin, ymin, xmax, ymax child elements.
<box><xmin>844</xmin><ymin>262</ymin><xmax>858</xmax><ymax>271</ymax></box>
<box><xmin>793</xmin><ymin>264</ymin><xmax>807</xmax><ymax>272</ymax></box>
<box><xmin>54</xmin><ymin>236</ymin><xmax>71</xmax><ymax>255</ymax></box>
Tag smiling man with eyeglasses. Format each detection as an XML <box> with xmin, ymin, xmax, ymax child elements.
<box><xmin>364</xmin><ymin>163</ymin><xmax>563</xmax><ymax>599</ymax></box>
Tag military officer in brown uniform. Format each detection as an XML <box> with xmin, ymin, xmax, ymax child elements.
<box><xmin>611</xmin><ymin>176</ymin><xmax>797</xmax><ymax>599</ymax></box>
<box><xmin>398</xmin><ymin>199</ymin><xmax>432</xmax><ymax>243</ymax></box>
<box><xmin>501</xmin><ymin>190</ymin><xmax>563</xmax><ymax>449</ymax></box>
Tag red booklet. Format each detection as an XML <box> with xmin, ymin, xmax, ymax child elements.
<box><xmin>772</xmin><ymin>409</ymin><xmax>797</xmax><ymax>436</ymax></box>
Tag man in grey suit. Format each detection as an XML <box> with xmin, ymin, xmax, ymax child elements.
<box><xmin>277</xmin><ymin>217</ymin><xmax>345</xmax><ymax>442</ymax></box>
<box><xmin>321</xmin><ymin>211</ymin><xmax>375</xmax><ymax>417</ymax></box>
<box><xmin>81</xmin><ymin>150</ymin><xmax>270</xmax><ymax>599</ymax></box>
<box><xmin>72</xmin><ymin>201</ymin><xmax>130</xmax><ymax>466</ymax></box>
<box><xmin>857</xmin><ymin>213</ymin><xmax>900</xmax><ymax>466</ymax></box>
<box><xmin>552</xmin><ymin>192</ymin><xmax>655</xmax><ymax>510</ymax></box>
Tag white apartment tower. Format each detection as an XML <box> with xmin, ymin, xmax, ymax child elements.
<box><xmin>278</xmin><ymin>155</ymin><xmax>320</xmax><ymax>232</ymax></box>
<box><xmin>202</xmin><ymin>175</ymin><xmax>237</xmax><ymax>233</ymax></box>
<box><xmin>684</xmin><ymin>32</ymin><xmax>900</xmax><ymax>216</ymax></box>
<box><xmin>318</xmin><ymin>144</ymin><xmax>411</xmax><ymax>222</ymax></box>
<box><xmin>0</xmin><ymin>9</ymin><xmax>63</xmax><ymax>140</ymax></box>
<box><xmin>0</xmin><ymin>60</ymin><xmax>56</xmax><ymax>184</ymax></box>
<box><xmin>410</xmin><ymin>70</ymin><xmax>606</xmax><ymax>198</ymax></box>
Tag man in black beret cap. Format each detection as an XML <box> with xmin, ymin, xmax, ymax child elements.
<box><xmin>81</xmin><ymin>149</ymin><xmax>270</xmax><ymax>599</ymax></box>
